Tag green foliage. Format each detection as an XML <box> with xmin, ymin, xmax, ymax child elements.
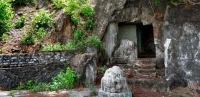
<box><xmin>73</xmin><ymin>29</ymin><xmax>84</xmax><ymax>43</ymax></box>
<box><xmin>64</xmin><ymin>0</ymin><xmax>95</xmax><ymax>26</ymax></box>
<box><xmin>42</xmin><ymin>42</ymin><xmax>62</xmax><ymax>51</ymax></box>
<box><xmin>86</xmin><ymin>35</ymin><xmax>102</xmax><ymax>49</ymax></box>
<box><xmin>42</xmin><ymin>41</ymin><xmax>76</xmax><ymax>51</ymax></box>
<box><xmin>1</xmin><ymin>33</ymin><xmax>9</xmax><ymax>41</ymax></box>
<box><xmin>15</xmin><ymin>14</ymin><xmax>27</xmax><ymax>29</ymax></box>
<box><xmin>42</xmin><ymin>0</ymin><xmax>100</xmax><ymax>51</ymax></box>
<box><xmin>33</xmin><ymin>0</ymin><xmax>37</xmax><ymax>8</ymax></box>
<box><xmin>65</xmin><ymin>0</ymin><xmax>81</xmax><ymax>15</ymax></box>
<box><xmin>17</xmin><ymin>80</ymin><xmax>49</xmax><ymax>92</ymax></box>
<box><xmin>89</xmin><ymin>86</ymin><xmax>97</xmax><ymax>95</ymax></box>
<box><xmin>50</xmin><ymin>67</ymin><xmax>76</xmax><ymax>90</ymax></box>
<box><xmin>11</xmin><ymin>0</ymin><xmax>29</xmax><ymax>6</ymax></box>
<box><xmin>32</xmin><ymin>9</ymin><xmax>53</xmax><ymax>29</ymax></box>
<box><xmin>21</xmin><ymin>34</ymin><xmax>35</xmax><ymax>45</ymax></box>
<box><xmin>0</xmin><ymin>49</ymin><xmax>3</xmax><ymax>53</ymax></box>
<box><xmin>63</xmin><ymin>40</ymin><xmax>76</xmax><ymax>50</ymax></box>
<box><xmin>99</xmin><ymin>65</ymin><xmax>107</xmax><ymax>76</ymax></box>
<box><xmin>71</xmin><ymin>15</ymin><xmax>80</xmax><ymax>25</ymax></box>
<box><xmin>80</xmin><ymin>4</ymin><xmax>94</xmax><ymax>19</ymax></box>
<box><xmin>30</xmin><ymin>82</ymin><xmax>49</xmax><ymax>92</ymax></box>
<box><xmin>155</xmin><ymin>0</ymin><xmax>177</xmax><ymax>5</ymax></box>
<box><xmin>16</xmin><ymin>67</ymin><xmax>77</xmax><ymax>92</ymax></box>
<box><xmin>83</xmin><ymin>20</ymin><xmax>95</xmax><ymax>30</ymax></box>
<box><xmin>52</xmin><ymin>0</ymin><xmax>67</xmax><ymax>9</ymax></box>
<box><xmin>35</xmin><ymin>27</ymin><xmax>46</xmax><ymax>42</ymax></box>
<box><xmin>0</xmin><ymin>0</ymin><xmax>13</xmax><ymax>37</ymax></box>
<box><xmin>17</xmin><ymin>80</ymin><xmax>34</xmax><ymax>90</ymax></box>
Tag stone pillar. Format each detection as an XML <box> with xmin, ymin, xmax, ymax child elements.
<box><xmin>102</xmin><ymin>23</ymin><xmax>118</xmax><ymax>58</ymax></box>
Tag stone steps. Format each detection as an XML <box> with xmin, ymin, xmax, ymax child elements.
<box><xmin>135</xmin><ymin>58</ymin><xmax>156</xmax><ymax>76</ymax></box>
<box><xmin>113</xmin><ymin>58</ymin><xmax>157</xmax><ymax>77</ymax></box>
<box><xmin>127</xmin><ymin>78</ymin><xmax>164</xmax><ymax>88</ymax></box>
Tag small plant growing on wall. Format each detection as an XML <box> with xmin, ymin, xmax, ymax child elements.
<box><xmin>86</xmin><ymin>35</ymin><xmax>102</xmax><ymax>49</ymax></box>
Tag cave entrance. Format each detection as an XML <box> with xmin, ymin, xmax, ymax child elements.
<box><xmin>137</xmin><ymin>24</ymin><xmax>156</xmax><ymax>58</ymax></box>
<box><xmin>118</xmin><ymin>23</ymin><xmax>156</xmax><ymax>58</ymax></box>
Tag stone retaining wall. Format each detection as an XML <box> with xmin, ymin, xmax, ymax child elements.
<box><xmin>0</xmin><ymin>50</ymin><xmax>76</xmax><ymax>89</ymax></box>
<box><xmin>0</xmin><ymin>51</ymin><xmax>76</xmax><ymax>68</ymax></box>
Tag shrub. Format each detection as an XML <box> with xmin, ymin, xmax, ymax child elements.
<box><xmin>35</xmin><ymin>27</ymin><xmax>46</xmax><ymax>42</ymax></box>
<box><xmin>71</xmin><ymin>15</ymin><xmax>80</xmax><ymax>25</ymax></box>
<box><xmin>42</xmin><ymin>42</ymin><xmax>64</xmax><ymax>51</ymax></box>
<box><xmin>0</xmin><ymin>49</ymin><xmax>3</xmax><ymax>53</ymax></box>
<box><xmin>52</xmin><ymin>0</ymin><xmax>67</xmax><ymax>9</ymax></box>
<box><xmin>50</xmin><ymin>67</ymin><xmax>76</xmax><ymax>90</ymax></box>
<box><xmin>42</xmin><ymin>41</ymin><xmax>76</xmax><ymax>51</ymax></box>
<box><xmin>31</xmin><ymin>9</ymin><xmax>53</xmax><ymax>30</ymax></box>
<box><xmin>83</xmin><ymin>19</ymin><xmax>95</xmax><ymax>30</ymax></box>
<box><xmin>63</xmin><ymin>40</ymin><xmax>75</xmax><ymax>50</ymax></box>
<box><xmin>0</xmin><ymin>0</ymin><xmax>13</xmax><ymax>37</ymax></box>
<box><xmin>80</xmin><ymin>4</ymin><xmax>94</xmax><ymax>19</ymax></box>
<box><xmin>86</xmin><ymin>35</ymin><xmax>102</xmax><ymax>49</ymax></box>
<box><xmin>15</xmin><ymin>14</ymin><xmax>26</xmax><ymax>29</ymax></box>
<box><xmin>73</xmin><ymin>29</ymin><xmax>85</xmax><ymax>43</ymax></box>
<box><xmin>65</xmin><ymin>0</ymin><xmax>81</xmax><ymax>15</ymax></box>
<box><xmin>21</xmin><ymin>34</ymin><xmax>35</xmax><ymax>45</ymax></box>
<box><xmin>65</xmin><ymin>0</ymin><xmax>81</xmax><ymax>25</ymax></box>
<box><xmin>1</xmin><ymin>33</ymin><xmax>9</xmax><ymax>41</ymax></box>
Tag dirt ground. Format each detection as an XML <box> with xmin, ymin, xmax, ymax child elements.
<box><xmin>15</xmin><ymin>86</ymin><xmax>199</xmax><ymax>97</ymax></box>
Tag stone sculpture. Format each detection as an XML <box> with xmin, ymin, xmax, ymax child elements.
<box><xmin>98</xmin><ymin>66</ymin><xmax>132</xmax><ymax>97</ymax></box>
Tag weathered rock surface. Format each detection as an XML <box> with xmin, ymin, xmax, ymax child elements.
<box><xmin>46</xmin><ymin>9</ymin><xmax>73</xmax><ymax>44</ymax></box>
<box><xmin>96</xmin><ymin>0</ymin><xmax>165</xmax><ymax>64</ymax></box>
<box><xmin>152</xmin><ymin>74</ymin><xmax>187</xmax><ymax>93</ymax></box>
<box><xmin>164</xmin><ymin>5</ymin><xmax>200</xmax><ymax>87</ymax></box>
<box><xmin>113</xmin><ymin>39</ymin><xmax>136</xmax><ymax>64</ymax></box>
<box><xmin>99</xmin><ymin>66</ymin><xmax>132</xmax><ymax>97</ymax></box>
<box><xmin>102</xmin><ymin>23</ymin><xmax>118</xmax><ymax>58</ymax></box>
<box><xmin>70</xmin><ymin>53</ymin><xmax>97</xmax><ymax>86</ymax></box>
<box><xmin>94</xmin><ymin>0</ymin><xmax>200</xmax><ymax>90</ymax></box>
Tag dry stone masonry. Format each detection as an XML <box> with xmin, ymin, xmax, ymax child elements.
<box><xmin>0</xmin><ymin>50</ymin><xmax>76</xmax><ymax>89</ymax></box>
<box><xmin>0</xmin><ymin>51</ymin><xmax>75</xmax><ymax>68</ymax></box>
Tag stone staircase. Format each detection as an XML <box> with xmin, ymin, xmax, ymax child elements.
<box><xmin>114</xmin><ymin>58</ymin><xmax>166</xmax><ymax>92</ymax></box>
<box><xmin>114</xmin><ymin>58</ymin><xmax>157</xmax><ymax>77</ymax></box>
<box><xmin>135</xmin><ymin>58</ymin><xmax>156</xmax><ymax>76</ymax></box>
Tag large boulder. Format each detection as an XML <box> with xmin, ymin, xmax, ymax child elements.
<box><xmin>113</xmin><ymin>39</ymin><xmax>136</xmax><ymax>64</ymax></box>
<box><xmin>70</xmin><ymin>53</ymin><xmax>97</xmax><ymax>86</ymax></box>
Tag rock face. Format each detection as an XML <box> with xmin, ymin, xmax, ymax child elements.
<box><xmin>113</xmin><ymin>39</ymin><xmax>136</xmax><ymax>64</ymax></box>
<box><xmin>96</xmin><ymin>0</ymin><xmax>165</xmax><ymax>65</ymax></box>
<box><xmin>46</xmin><ymin>9</ymin><xmax>73</xmax><ymax>44</ymax></box>
<box><xmin>70</xmin><ymin>53</ymin><xmax>97</xmax><ymax>86</ymax></box>
<box><xmin>93</xmin><ymin>0</ymin><xmax>200</xmax><ymax>90</ymax></box>
<box><xmin>164</xmin><ymin>5</ymin><xmax>200</xmax><ymax>89</ymax></box>
<box><xmin>102</xmin><ymin>23</ymin><xmax>118</xmax><ymax>58</ymax></box>
<box><xmin>99</xmin><ymin>66</ymin><xmax>132</xmax><ymax>97</ymax></box>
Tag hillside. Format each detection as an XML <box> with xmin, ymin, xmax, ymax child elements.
<box><xmin>0</xmin><ymin>0</ymin><xmax>100</xmax><ymax>54</ymax></box>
